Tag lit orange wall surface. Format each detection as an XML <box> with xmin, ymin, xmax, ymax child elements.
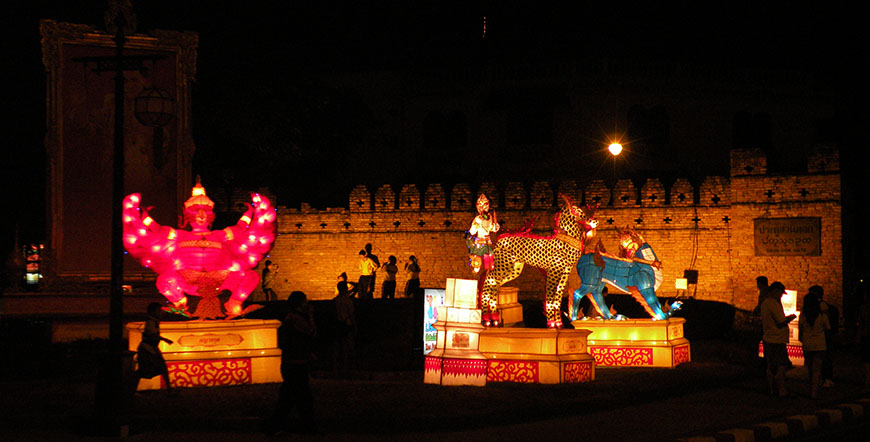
<box><xmin>263</xmin><ymin>149</ymin><xmax>842</xmax><ymax>313</ymax></box>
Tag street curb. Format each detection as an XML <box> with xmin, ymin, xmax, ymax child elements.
<box><xmin>678</xmin><ymin>396</ymin><xmax>869</xmax><ymax>442</ymax></box>
<box><xmin>752</xmin><ymin>421</ymin><xmax>788</xmax><ymax>440</ymax></box>
<box><xmin>784</xmin><ymin>414</ymin><xmax>818</xmax><ymax>433</ymax></box>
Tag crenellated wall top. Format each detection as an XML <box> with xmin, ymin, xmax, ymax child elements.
<box><xmin>286</xmin><ymin>149</ymin><xmax>840</xmax><ymax>215</ymax></box>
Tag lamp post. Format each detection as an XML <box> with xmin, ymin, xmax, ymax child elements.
<box><xmin>134</xmin><ymin>87</ymin><xmax>175</xmax><ymax>168</ymax></box>
<box><xmin>70</xmin><ymin>0</ymin><xmax>160</xmax><ymax>435</ymax></box>
<box><xmin>70</xmin><ymin>4</ymin><xmax>169</xmax><ymax>432</ymax></box>
<box><xmin>107</xmin><ymin>1</ymin><xmax>134</xmax><ymax>435</ymax></box>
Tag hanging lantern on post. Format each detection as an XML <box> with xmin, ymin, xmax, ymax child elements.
<box><xmin>134</xmin><ymin>87</ymin><xmax>174</xmax><ymax>168</ymax></box>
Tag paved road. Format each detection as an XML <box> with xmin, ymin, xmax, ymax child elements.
<box><xmin>1</xmin><ymin>358</ymin><xmax>868</xmax><ymax>441</ymax></box>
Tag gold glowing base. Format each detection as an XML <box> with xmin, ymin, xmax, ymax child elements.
<box><xmin>127</xmin><ymin>319</ymin><xmax>283</xmax><ymax>390</ymax></box>
<box><xmin>496</xmin><ymin>287</ymin><xmax>524</xmax><ymax>326</ymax></box>
<box><xmin>424</xmin><ymin>312</ymin><xmax>596</xmax><ymax>385</ymax></box>
<box><xmin>424</xmin><ymin>317</ymin><xmax>489</xmax><ymax>386</ymax></box>
<box><xmin>479</xmin><ymin>328</ymin><xmax>595</xmax><ymax>383</ymax></box>
<box><xmin>571</xmin><ymin>317</ymin><xmax>691</xmax><ymax>367</ymax></box>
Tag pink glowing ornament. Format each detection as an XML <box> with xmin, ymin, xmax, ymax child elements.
<box><xmin>122</xmin><ymin>178</ymin><xmax>277</xmax><ymax>318</ymax></box>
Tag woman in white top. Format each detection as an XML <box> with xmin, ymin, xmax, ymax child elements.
<box><xmin>799</xmin><ymin>291</ymin><xmax>830</xmax><ymax>399</ymax></box>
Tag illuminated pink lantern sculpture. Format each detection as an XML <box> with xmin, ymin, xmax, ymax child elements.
<box><xmin>122</xmin><ymin>179</ymin><xmax>277</xmax><ymax>318</ymax></box>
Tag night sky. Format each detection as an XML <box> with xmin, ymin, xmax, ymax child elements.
<box><xmin>3</xmin><ymin>1</ymin><xmax>867</xmax><ymax>267</ymax></box>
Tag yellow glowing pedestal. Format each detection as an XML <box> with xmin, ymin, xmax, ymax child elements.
<box><xmin>479</xmin><ymin>328</ymin><xmax>595</xmax><ymax>383</ymax></box>
<box><xmin>496</xmin><ymin>287</ymin><xmax>524</xmax><ymax>326</ymax></box>
<box><xmin>127</xmin><ymin>319</ymin><xmax>282</xmax><ymax>390</ymax></box>
<box><xmin>572</xmin><ymin>317</ymin><xmax>691</xmax><ymax>367</ymax></box>
<box><xmin>424</xmin><ymin>307</ymin><xmax>488</xmax><ymax>386</ymax></box>
<box><xmin>425</xmin><ymin>279</ymin><xmax>595</xmax><ymax>386</ymax></box>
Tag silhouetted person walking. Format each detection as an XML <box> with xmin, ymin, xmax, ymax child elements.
<box><xmin>267</xmin><ymin>291</ymin><xmax>316</xmax><ymax>435</ymax></box>
<box><xmin>799</xmin><ymin>290</ymin><xmax>829</xmax><ymax>399</ymax></box>
<box><xmin>761</xmin><ymin>281</ymin><xmax>796</xmax><ymax>397</ymax></box>
<box><xmin>135</xmin><ymin>302</ymin><xmax>175</xmax><ymax>392</ymax></box>
<box><xmin>812</xmin><ymin>285</ymin><xmax>838</xmax><ymax>387</ymax></box>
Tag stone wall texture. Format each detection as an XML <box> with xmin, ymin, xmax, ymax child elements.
<box><xmin>264</xmin><ymin>148</ymin><xmax>842</xmax><ymax>313</ymax></box>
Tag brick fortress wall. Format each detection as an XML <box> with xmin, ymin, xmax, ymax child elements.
<box><xmin>264</xmin><ymin>148</ymin><xmax>842</xmax><ymax>312</ymax></box>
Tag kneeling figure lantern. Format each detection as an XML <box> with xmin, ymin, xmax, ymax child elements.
<box><xmin>122</xmin><ymin>179</ymin><xmax>277</xmax><ymax>318</ymax></box>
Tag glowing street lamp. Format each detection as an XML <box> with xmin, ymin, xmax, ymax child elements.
<box><xmin>607</xmin><ymin>141</ymin><xmax>623</xmax><ymax>182</ymax></box>
<box><xmin>608</xmin><ymin>142</ymin><xmax>623</xmax><ymax>156</ymax></box>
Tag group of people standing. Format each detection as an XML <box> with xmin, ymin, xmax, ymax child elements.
<box><xmin>259</xmin><ymin>243</ymin><xmax>422</xmax><ymax>303</ymax></box>
<box><xmin>757</xmin><ymin>277</ymin><xmax>839</xmax><ymax>399</ymax></box>
<box><xmin>356</xmin><ymin>243</ymin><xmax>421</xmax><ymax>301</ymax></box>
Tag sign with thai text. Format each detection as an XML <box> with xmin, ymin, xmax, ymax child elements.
<box><xmin>178</xmin><ymin>333</ymin><xmax>244</xmax><ymax>348</ymax></box>
<box><xmin>754</xmin><ymin>217</ymin><xmax>821</xmax><ymax>256</ymax></box>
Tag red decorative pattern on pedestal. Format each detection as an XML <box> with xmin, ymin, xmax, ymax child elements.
<box><xmin>167</xmin><ymin>358</ymin><xmax>252</xmax><ymax>388</ymax></box>
<box><xmin>673</xmin><ymin>344</ymin><xmax>690</xmax><ymax>366</ymax></box>
<box><xmin>757</xmin><ymin>342</ymin><xmax>805</xmax><ymax>359</ymax></box>
<box><xmin>424</xmin><ymin>356</ymin><xmax>442</xmax><ymax>372</ymax></box>
<box><xmin>442</xmin><ymin>358</ymin><xmax>487</xmax><ymax>377</ymax></box>
<box><xmin>590</xmin><ymin>347</ymin><xmax>653</xmax><ymax>366</ymax></box>
<box><xmin>563</xmin><ymin>361</ymin><xmax>594</xmax><ymax>383</ymax></box>
<box><xmin>486</xmin><ymin>360</ymin><xmax>539</xmax><ymax>383</ymax></box>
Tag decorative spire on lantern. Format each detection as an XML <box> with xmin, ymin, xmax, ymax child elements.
<box><xmin>184</xmin><ymin>176</ymin><xmax>214</xmax><ymax>209</ymax></box>
<box><xmin>476</xmin><ymin>193</ymin><xmax>490</xmax><ymax>213</ymax></box>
